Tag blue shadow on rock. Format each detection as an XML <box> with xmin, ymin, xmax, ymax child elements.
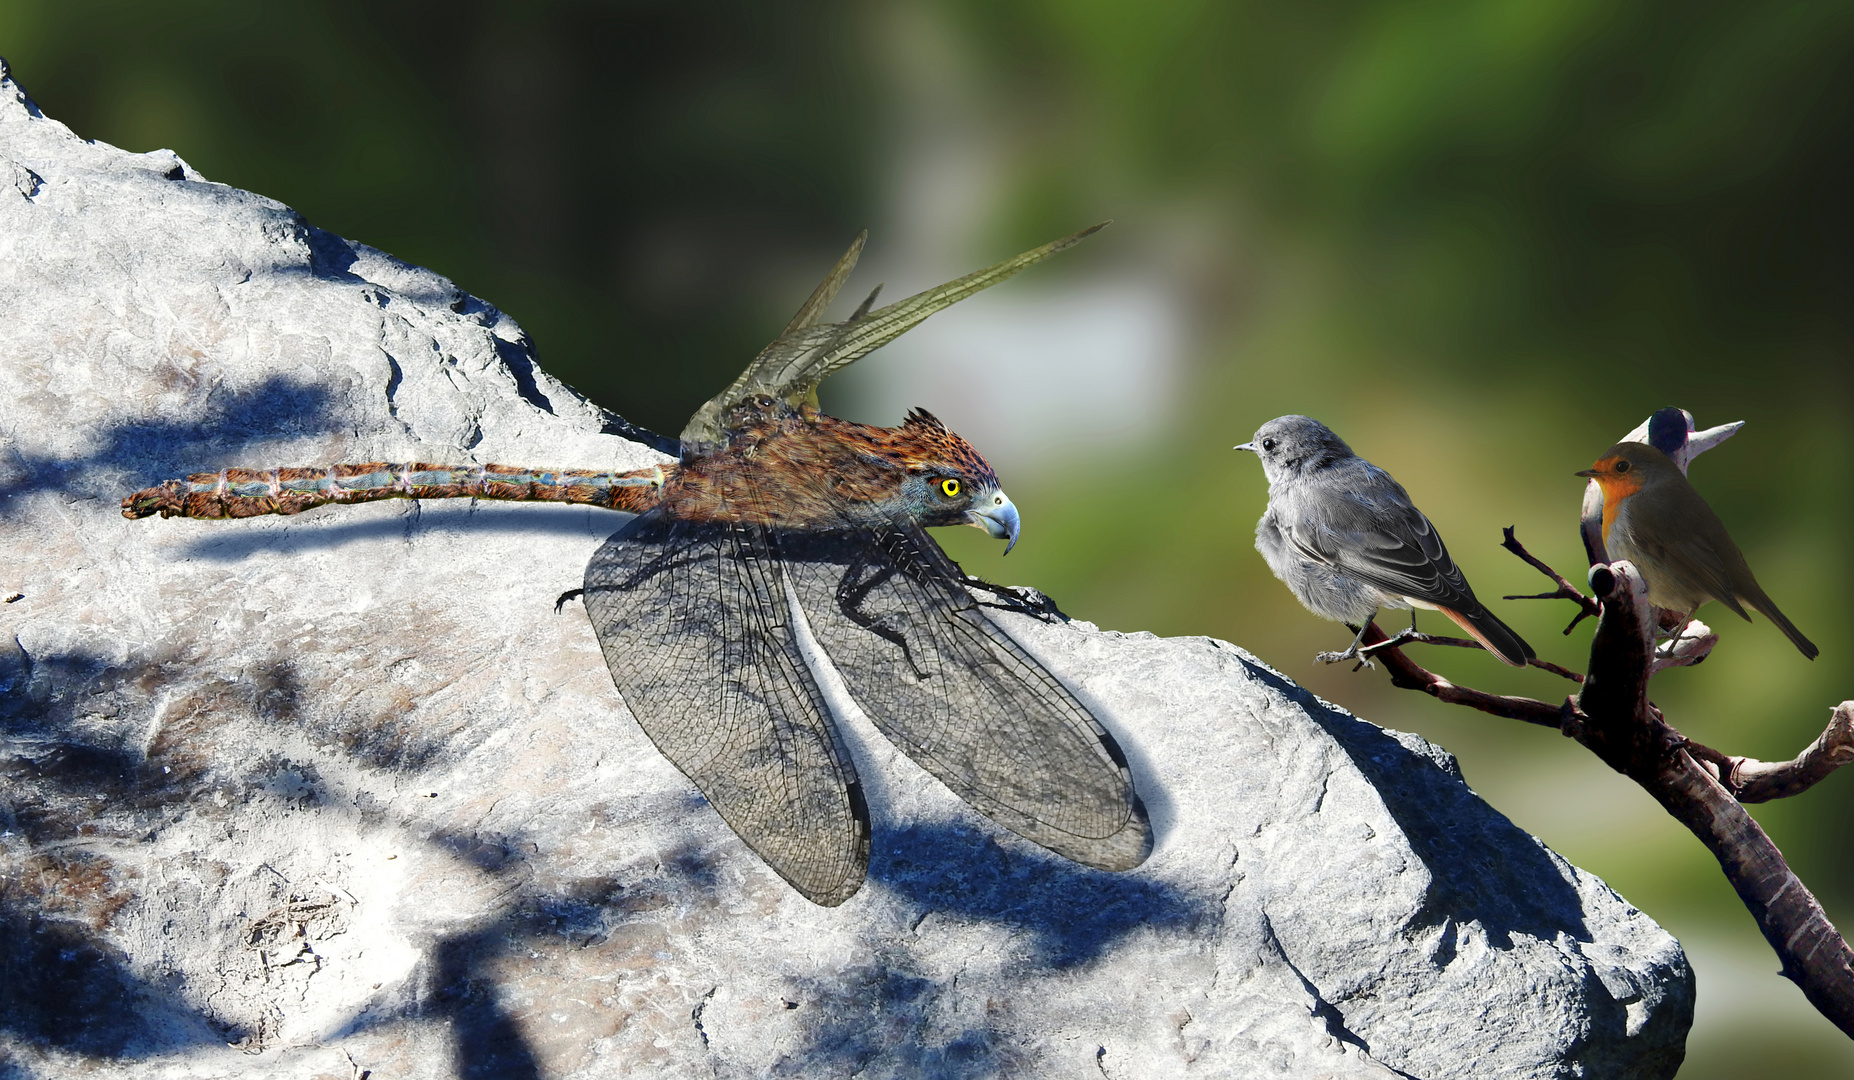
<box><xmin>0</xmin><ymin>906</ymin><xmax>236</xmax><ymax>1060</ymax></box>
<box><xmin>772</xmin><ymin>961</ymin><xmax>1014</xmax><ymax>1079</ymax></box>
<box><xmin>772</xmin><ymin>816</ymin><xmax>1205</xmax><ymax>1078</ymax></box>
<box><xmin>171</xmin><ymin>500</ymin><xmax>627</xmax><ymax>563</ymax></box>
<box><xmin>869</xmin><ymin>819</ymin><xmax>1208</xmax><ymax>970</ymax></box>
<box><xmin>428</xmin><ymin>932</ymin><xmax>543</xmax><ymax>1080</ymax></box>
<box><xmin>1237</xmin><ymin>656</ymin><xmax>1593</xmax><ymax>947</ymax></box>
<box><xmin>0</xmin><ymin>647</ymin><xmax>245</xmax><ymax>1060</ymax></box>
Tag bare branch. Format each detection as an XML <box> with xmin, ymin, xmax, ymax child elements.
<box><xmin>1358</xmin><ymin>626</ymin><xmax>1584</xmax><ymax>683</ymax></box>
<box><xmin>1358</xmin><ymin>623</ymin><xmax>1565</xmax><ymax>727</ymax></box>
<box><xmin>1578</xmin><ymin>563</ymin><xmax>1854</xmax><ymax>1034</ymax></box>
<box><xmin>1377</xmin><ymin>555</ymin><xmax>1854</xmax><ymax>1037</ymax></box>
<box><xmin>1649</xmin><ymin>746</ymin><xmax>1854</xmax><ymax>1035</ymax></box>
<box><xmin>1574</xmin><ymin>562</ymin><xmax>1662</xmax><ymax>772</ymax></box>
<box><xmin>1687</xmin><ymin>703</ymin><xmax>1854</xmax><ymax>804</ymax></box>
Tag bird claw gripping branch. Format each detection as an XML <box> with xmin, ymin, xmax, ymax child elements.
<box><xmin>124</xmin><ymin>224</ymin><xmax>1151</xmax><ymax>907</ymax></box>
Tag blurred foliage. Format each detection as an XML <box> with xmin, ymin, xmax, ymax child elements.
<box><xmin>6</xmin><ymin>1</ymin><xmax>1854</xmax><ymax>1072</ymax></box>
<box><xmin>3</xmin><ymin>0</ymin><xmax>880</xmax><ymax>435</ymax></box>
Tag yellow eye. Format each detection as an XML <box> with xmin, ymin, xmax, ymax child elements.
<box><xmin>939</xmin><ymin>478</ymin><xmax>961</xmax><ymax>498</ymax></box>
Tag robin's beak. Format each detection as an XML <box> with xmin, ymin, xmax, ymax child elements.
<box><xmin>967</xmin><ymin>490</ymin><xmax>1021</xmax><ymax>555</ymax></box>
<box><xmin>1233</xmin><ymin>442</ymin><xmax>1256</xmax><ymax>453</ymax></box>
<box><xmin>1575</xmin><ymin>468</ymin><xmax>1599</xmax><ymax>478</ymax></box>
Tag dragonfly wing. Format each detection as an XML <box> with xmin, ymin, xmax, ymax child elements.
<box><xmin>775</xmin><ymin>522</ymin><xmax>1151</xmax><ymax>872</ymax></box>
<box><xmin>679</xmin><ymin>224</ymin><xmax>1106</xmax><ymax>450</ymax></box>
<box><xmin>582</xmin><ymin>513</ymin><xmax>870</xmax><ymax>905</ymax></box>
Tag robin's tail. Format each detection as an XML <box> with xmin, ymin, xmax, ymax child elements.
<box><xmin>1439</xmin><ymin>605</ymin><xmax>1535</xmax><ymax>668</ymax></box>
<box><xmin>1746</xmin><ymin>593</ymin><xmax>1819</xmax><ymax>660</ymax></box>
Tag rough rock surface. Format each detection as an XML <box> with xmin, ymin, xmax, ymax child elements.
<box><xmin>0</xmin><ymin>60</ymin><xmax>1691</xmax><ymax>1079</ymax></box>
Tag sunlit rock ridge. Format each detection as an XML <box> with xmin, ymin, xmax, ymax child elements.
<box><xmin>0</xmin><ymin>59</ymin><xmax>1691</xmax><ymax>1080</ymax></box>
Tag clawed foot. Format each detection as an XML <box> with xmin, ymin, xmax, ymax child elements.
<box><xmin>1316</xmin><ymin>619</ymin><xmax>1386</xmax><ymax>670</ymax></box>
<box><xmin>1315</xmin><ymin>646</ymin><xmax>1376</xmax><ymax>671</ymax></box>
<box><xmin>967</xmin><ymin>578</ymin><xmax>1069</xmax><ymax>621</ymax></box>
<box><xmin>554</xmin><ymin>587</ymin><xmax>585</xmax><ymax>614</ymax></box>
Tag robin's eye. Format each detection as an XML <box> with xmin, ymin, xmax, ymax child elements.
<box><xmin>939</xmin><ymin>478</ymin><xmax>961</xmax><ymax>498</ymax></box>
<box><xmin>1615</xmin><ymin>460</ymin><xmax>1631</xmax><ymax>473</ymax></box>
<box><xmin>1261</xmin><ymin>438</ymin><xmax>1276</xmax><ymax>452</ymax></box>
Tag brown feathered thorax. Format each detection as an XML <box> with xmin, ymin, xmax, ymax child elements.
<box><xmin>661</xmin><ymin>404</ymin><xmax>999</xmax><ymax>529</ymax></box>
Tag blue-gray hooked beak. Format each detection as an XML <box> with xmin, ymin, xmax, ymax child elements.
<box><xmin>1233</xmin><ymin>442</ymin><xmax>1256</xmax><ymax>453</ymax></box>
<box><xmin>967</xmin><ymin>490</ymin><xmax>1021</xmax><ymax>555</ymax></box>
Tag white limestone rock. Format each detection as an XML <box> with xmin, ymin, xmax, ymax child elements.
<box><xmin>0</xmin><ymin>58</ymin><xmax>1690</xmax><ymax>1079</ymax></box>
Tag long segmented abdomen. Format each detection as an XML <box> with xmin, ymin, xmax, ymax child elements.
<box><xmin>121</xmin><ymin>462</ymin><xmax>669</xmax><ymax>520</ymax></box>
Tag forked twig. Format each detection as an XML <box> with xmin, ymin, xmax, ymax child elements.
<box><xmin>1499</xmin><ymin>526</ymin><xmax>1600</xmax><ymax>634</ymax></box>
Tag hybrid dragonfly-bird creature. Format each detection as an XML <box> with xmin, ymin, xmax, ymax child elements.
<box><xmin>124</xmin><ymin>226</ymin><xmax>1152</xmax><ymax>905</ymax></box>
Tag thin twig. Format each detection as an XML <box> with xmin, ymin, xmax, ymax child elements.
<box><xmin>1357</xmin><ymin>627</ymin><xmax>1584</xmax><ymax>682</ymax></box>
<box><xmin>1358</xmin><ymin>623</ymin><xmax>1565</xmax><ymax>727</ymax></box>
<box><xmin>1499</xmin><ymin>526</ymin><xmax>1600</xmax><ymax>634</ymax></box>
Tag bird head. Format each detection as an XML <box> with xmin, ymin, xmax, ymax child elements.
<box><xmin>882</xmin><ymin>409</ymin><xmax>1020</xmax><ymax>553</ymax></box>
<box><xmin>1235</xmin><ymin>415</ymin><xmax>1357</xmax><ymax>484</ymax></box>
<box><xmin>1576</xmin><ymin>441</ymin><xmax>1676</xmax><ymax>500</ymax></box>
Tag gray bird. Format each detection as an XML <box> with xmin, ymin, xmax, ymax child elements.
<box><xmin>1235</xmin><ymin>415</ymin><xmax>1534</xmax><ymax>667</ymax></box>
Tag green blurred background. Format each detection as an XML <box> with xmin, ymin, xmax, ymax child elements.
<box><xmin>6</xmin><ymin>1</ymin><xmax>1852</xmax><ymax>1072</ymax></box>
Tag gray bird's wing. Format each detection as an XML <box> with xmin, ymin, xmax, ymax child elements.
<box><xmin>582</xmin><ymin>512</ymin><xmax>871</xmax><ymax>906</ymax></box>
<box><xmin>774</xmin><ymin>520</ymin><xmax>1151</xmax><ymax>872</ymax></box>
<box><xmin>1280</xmin><ymin>468</ymin><xmax>1484</xmax><ymax>612</ymax></box>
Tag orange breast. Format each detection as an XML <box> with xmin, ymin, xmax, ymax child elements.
<box><xmin>1593</xmin><ymin>464</ymin><xmax>1643</xmax><ymax>540</ymax></box>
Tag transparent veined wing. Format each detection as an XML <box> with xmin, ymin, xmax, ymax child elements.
<box><xmin>582</xmin><ymin>513</ymin><xmax>870</xmax><ymax>905</ymax></box>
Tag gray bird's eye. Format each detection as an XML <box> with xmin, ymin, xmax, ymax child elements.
<box><xmin>1261</xmin><ymin>438</ymin><xmax>1276</xmax><ymax>452</ymax></box>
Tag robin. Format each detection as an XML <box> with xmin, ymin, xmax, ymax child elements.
<box><xmin>1577</xmin><ymin>441</ymin><xmax>1818</xmax><ymax>659</ymax></box>
<box><xmin>1236</xmin><ymin>415</ymin><xmax>1534</xmax><ymax>667</ymax></box>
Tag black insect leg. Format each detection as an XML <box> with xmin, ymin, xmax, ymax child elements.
<box><xmin>597</xmin><ymin>410</ymin><xmax>682</xmax><ymax>458</ymax></box>
<box><xmin>965</xmin><ymin>578</ymin><xmax>1069</xmax><ymax>621</ymax></box>
<box><xmin>554</xmin><ymin>588</ymin><xmax>585</xmax><ymax>613</ymax></box>
<box><xmin>834</xmin><ymin>549</ymin><xmax>928</xmax><ymax>679</ymax></box>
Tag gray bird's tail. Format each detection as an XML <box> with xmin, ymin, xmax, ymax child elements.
<box><xmin>1439</xmin><ymin>606</ymin><xmax>1535</xmax><ymax>668</ymax></box>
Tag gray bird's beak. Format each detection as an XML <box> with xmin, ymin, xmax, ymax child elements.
<box><xmin>967</xmin><ymin>491</ymin><xmax>1022</xmax><ymax>555</ymax></box>
<box><xmin>1233</xmin><ymin>442</ymin><xmax>1256</xmax><ymax>453</ymax></box>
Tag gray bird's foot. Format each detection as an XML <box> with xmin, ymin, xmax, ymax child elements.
<box><xmin>1315</xmin><ymin>646</ymin><xmax>1376</xmax><ymax>670</ymax></box>
<box><xmin>1317</xmin><ymin>618</ymin><xmax>1380</xmax><ymax>670</ymax></box>
<box><xmin>1357</xmin><ymin>627</ymin><xmax>1424</xmax><ymax>659</ymax></box>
